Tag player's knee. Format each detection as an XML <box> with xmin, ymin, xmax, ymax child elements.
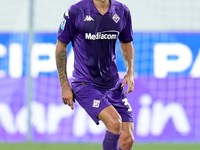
<box><xmin>107</xmin><ymin>118</ymin><xmax>122</xmax><ymax>134</ymax></box>
<box><xmin>120</xmin><ymin>135</ymin><xmax>134</xmax><ymax>149</ymax></box>
<box><xmin>128</xmin><ymin>136</ymin><xmax>134</xmax><ymax>147</ymax></box>
<box><xmin>114</xmin><ymin>118</ymin><xmax>122</xmax><ymax>131</ymax></box>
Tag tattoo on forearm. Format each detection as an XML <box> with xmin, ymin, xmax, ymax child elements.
<box><xmin>56</xmin><ymin>49</ymin><xmax>68</xmax><ymax>84</ymax></box>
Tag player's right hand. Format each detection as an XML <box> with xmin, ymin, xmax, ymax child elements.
<box><xmin>121</xmin><ymin>73</ymin><xmax>135</xmax><ymax>94</ymax></box>
<box><xmin>61</xmin><ymin>87</ymin><xmax>75</xmax><ymax>110</ymax></box>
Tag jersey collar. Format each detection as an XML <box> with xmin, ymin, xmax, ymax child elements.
<box><xmin>88</xmin><ymin>0</ymin><xmax>114</xmax><ymax>14</ymax></box>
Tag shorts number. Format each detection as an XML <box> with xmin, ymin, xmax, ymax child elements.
<box><xmin>122</xmin><ymin>98</ymin><xmax>132</xmax><ymax>112</ymax></box>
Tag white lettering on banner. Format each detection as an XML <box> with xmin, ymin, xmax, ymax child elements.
<box><xmin>9</xmin><ymin>44</ymin><xmax>23</xmax><ymax>78</ymax></box>
<box><xmin>0</xmin><ymin>44</ymin><xmax>6</xmax><ymax>57</ymax></box>
<box><xmin>0</xmin><ymin>102</ymin><xmax>105</xmax><ymax>136</ymax></box>
<box><xmin>154</xmin><ymin>43</ymin><xmax>192</xmax><ymax>78</ymax></box>
<box><xmin>47</xmin><ymin>104</ymin><xmax>73</xmax><ymax>134</ymax></box>
<box><xmin>0</xmin><ymin>103</ymin><xmax>16</xmax><ymax>134</ymax></box>
<box><xmin>0</xmin><ymin>44</ymin><xmax>7</xmax><ymax>78</ymax></box>
<box><xmin>15</xmin><ymin>107</ymin><xmax>28</xmax><ymax>134</ymax></box>
<box><xmin>31</xmin><ymin>44</ymin><xmax>74</xmax><ymax>78</ymax></box>
<box><xmin>32</xmin><ymin>102</ymin><xmax>46</xmax><ymax>133</ymax></box>
<box><xmin>136</xmin><ymin>94</ymin><xmax>152</xmax><ymax>136</ymax></box>
<box><xmin>0</xmin><ymin>102</ymin><xmax>74</xmax><ymax>134</ymax></box>
<box><xmin>72</xmin><ymin>105</ymin><xmax>105</xmax><ymax>137</ymax></box>
<box><xmin>73</xmin><ymin>106</ymin><xmax>87</xmax><ymax>137</ymax></box>
<box><xmin>31</xmin><ymin>44</ymin><xmax>57</xmax><ymax>78</ymax></box>
<box><xmin>190</xmin><ymin>49</ymin><xmax>200</xmax><ymax>77</ymax></box>
<box><xmin>136</xmin><ymin>94</ymin><xmax>191</xmax><ymax>137</ymax></box>
<box><xmin>151</xmin><ymin>102</ymin><xmax>191</xmax><ymax>136</ymax></box>
<box><xmin>1</xmin><ymin>42</ymin><xmax>200</xmax><ymax>78</ymax></box>
<box><xmin>15</xmin><ymin>103</ymin><xmax>46</xmax><ymax>134</ymax></box>
<box><xmin>0</xmin><ymin>97</ymin><xmax>191</xmax><ymax>137</ymax></box>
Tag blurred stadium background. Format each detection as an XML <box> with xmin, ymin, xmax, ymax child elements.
<box><xmin>0</xmin><ymin>0</ymin><xmax>200</xmax><ymax>149</ymax></box>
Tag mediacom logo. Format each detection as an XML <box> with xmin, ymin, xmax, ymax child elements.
<box><xmin>85</xmin><ymin>31</ymin><xmax>119</xmax><ymax>40</ymax></box>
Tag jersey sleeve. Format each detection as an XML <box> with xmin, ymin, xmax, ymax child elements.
<box><xmin>118</xmin><ymin>9</ymin><xmax>133</xmax><ymax>43</ymax></box>
<box><xmin>57</xmin><ymin>9</ymin><xmax>76</xmax><ymax>44</ymax></box>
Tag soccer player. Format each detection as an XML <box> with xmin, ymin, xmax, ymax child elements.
<box><xmin>55</xmin><ymin>0</ymin><xmax>135</xmax><ymax>149</ymax></box>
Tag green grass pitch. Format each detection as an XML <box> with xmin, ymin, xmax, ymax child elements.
<box><xmin>0</xmin><ymin>143</ymin><xmax>200</xmax><ymax>150</ymax></box>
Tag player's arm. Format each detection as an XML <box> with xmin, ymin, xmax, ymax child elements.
<box><xmin>55</xmin><ymin>39</ymin><xmax>75</xmax><ymax>110</ymax></box>
<box><xmin>120</xmin><ymin>41</ymin><xmax>135</xmax><ymax>94</ymax></box>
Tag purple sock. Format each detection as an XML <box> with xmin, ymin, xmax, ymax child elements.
<box><xmin>102</xmin><ymin>130</ymin><xmax>120</xmax><ymax>150</ymax></box>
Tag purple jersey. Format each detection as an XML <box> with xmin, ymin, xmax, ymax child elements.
<box><xmin>57</xmin><ymin>0</ymin><xmax>133</xmax><ymax>89</ymax></box>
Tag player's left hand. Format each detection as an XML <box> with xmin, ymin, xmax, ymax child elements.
<box><xmin>121</xmin><ymin>73</ymin><xmax>135</xmax><ymax>94</ymax></box>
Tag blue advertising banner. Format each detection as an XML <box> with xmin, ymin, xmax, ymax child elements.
<box><xmin>0</xmin><ymin>33</ymin><xmax>200</xmax><ymax>142</ymax></box>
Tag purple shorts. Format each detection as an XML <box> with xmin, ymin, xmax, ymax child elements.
<box><xmin>71</xmin><ymin>82</ymin><xmax>133</xmax><ymax>125</ymax></box>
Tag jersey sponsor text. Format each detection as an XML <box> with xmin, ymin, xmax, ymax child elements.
<box><xmin>85</xmin><ymin>31</ymin><xmax>119</xmax><ymax>40</ymax></box>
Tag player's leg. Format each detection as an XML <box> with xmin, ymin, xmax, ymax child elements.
<box><xmin>119</xmin><ymin>122</ymin><xmax>134</xmax><ymax>150</ymax></box>
<box><xmin>98</xmin><ymin>106</ymin><xmax>122</xmax><ymax>150</ymax></box>
<box><xmin>105</xmin><ymin>83</ymin><xmax>134</xmax><ymax>150</ymax></box>
<box><xmin>98</xmin><ymin>105</ymin><xmax>122</xmax><ymax>134</ymax></box>
<box><xmin>71</xmin><ymin>82</ymin><xmax>122</xmax><ymax>150</ymax></box>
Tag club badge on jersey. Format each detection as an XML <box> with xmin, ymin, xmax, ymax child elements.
<box><xmin>112</xmin><ymin>13</ymin><xmax>120</xmax><ymax>23</ymax></box>
<box><xmin>93</xmin><ymin>100</ymin><xmax>100</xmax><ymax>108</ymax></box>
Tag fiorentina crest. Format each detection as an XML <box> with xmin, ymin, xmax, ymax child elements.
<box><xmin>93</xmin><ymin>100</ymin><xmax>100</xmax><ymax>108</ymax></box>
<box><xmin>112</xmin><ymin>13</ymin><xmax>120</xmax><ymax>23</ymax></box>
